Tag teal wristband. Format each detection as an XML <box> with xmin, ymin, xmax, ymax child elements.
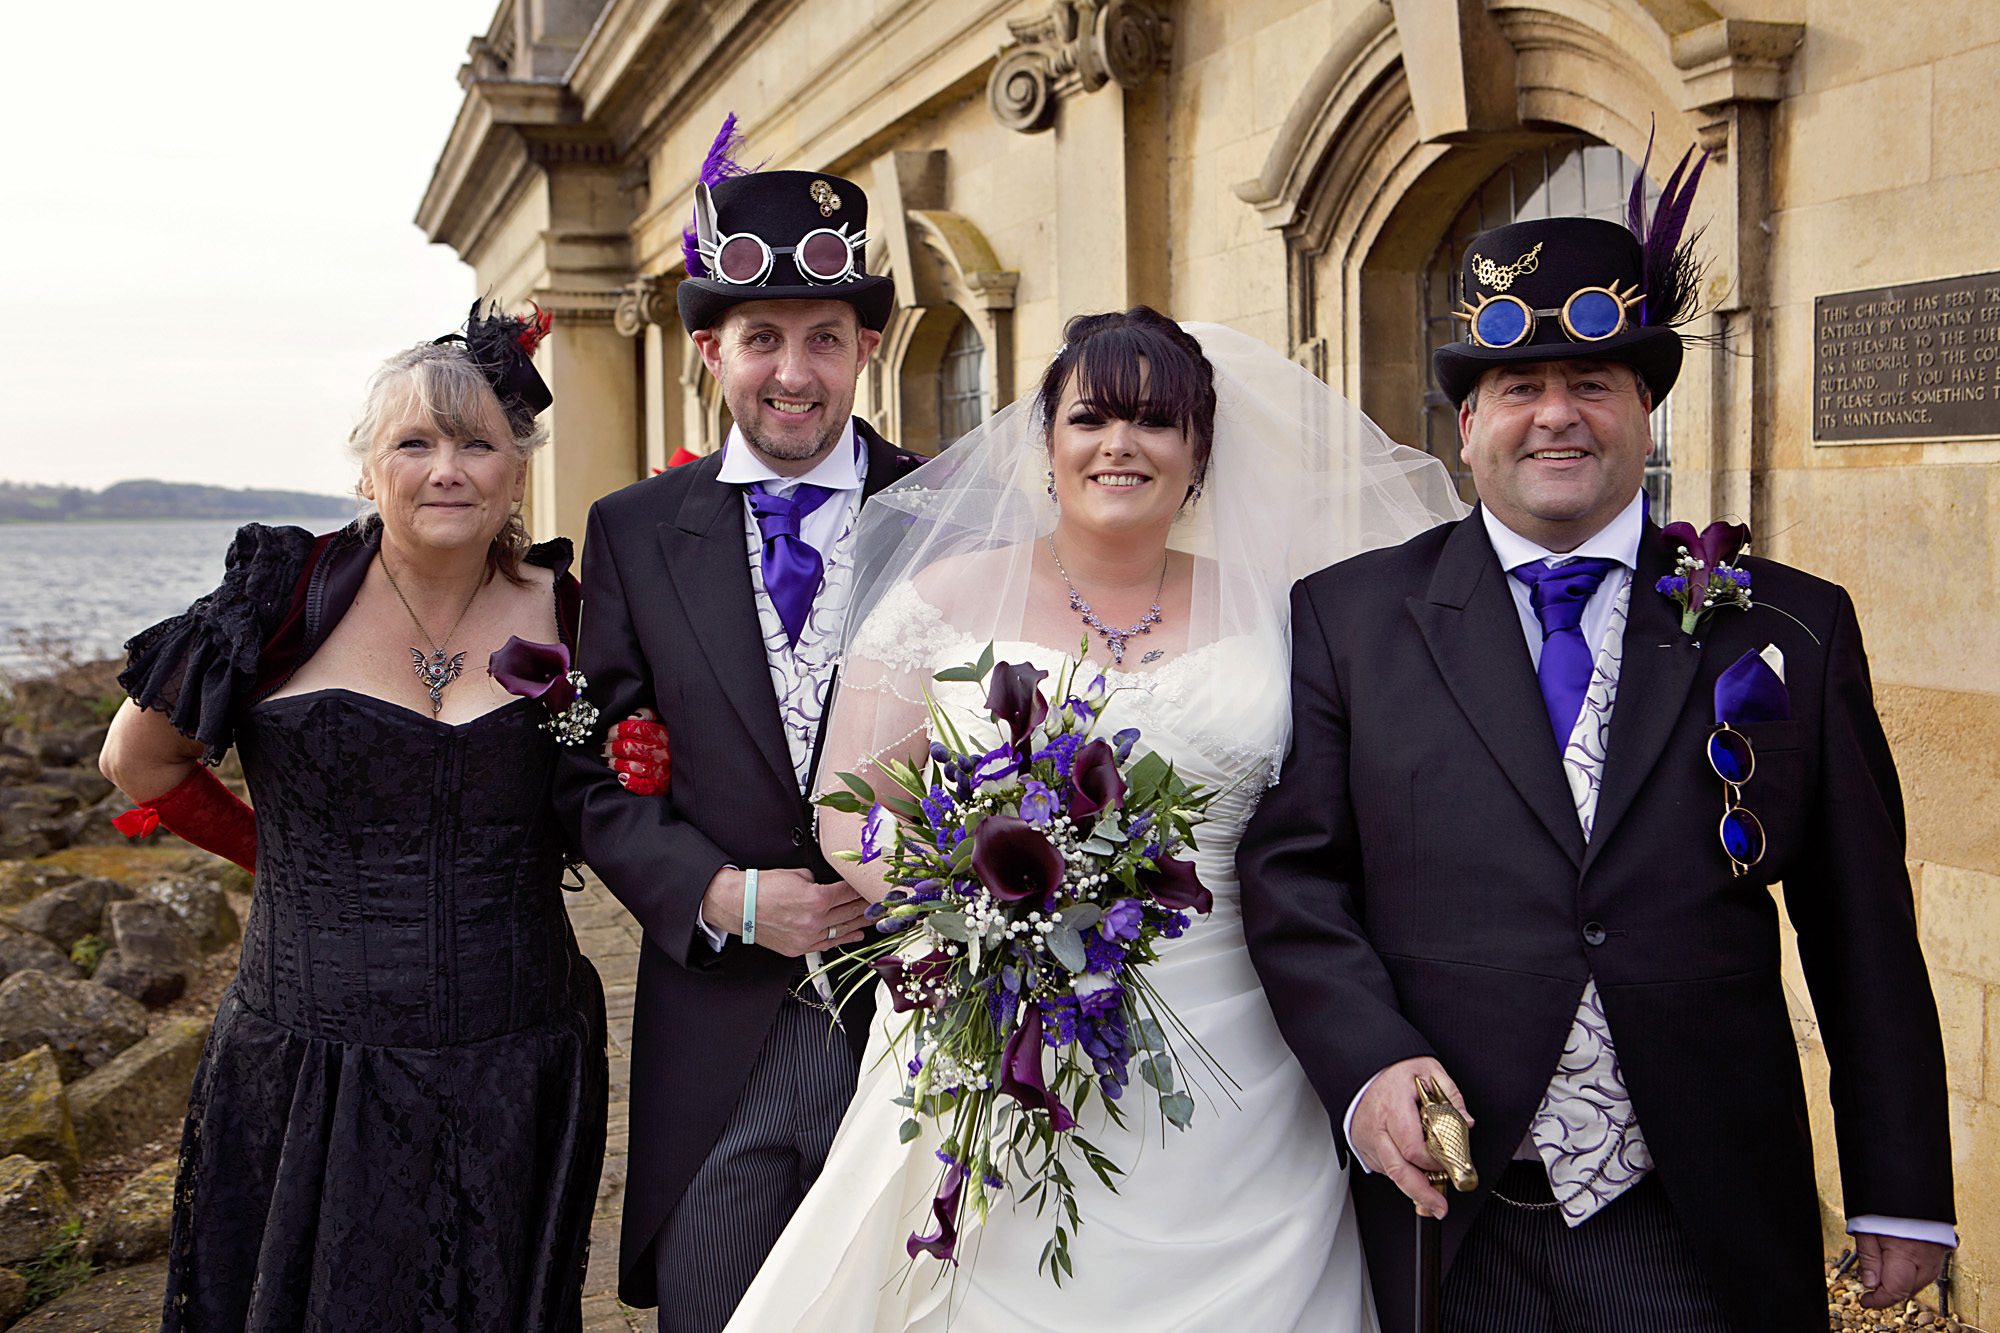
<box><xmin>742</xmin><ymin>868</ymin><xmax>758</xmax><ymax>946</ymax></box>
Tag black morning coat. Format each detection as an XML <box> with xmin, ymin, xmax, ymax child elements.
<box><xmin>1237</xmin><ymin>509</ymin><xmax>1954</xmax><ymax>1333</ymax></box>
<box><xmin>552</xmin><ymin>420</ymin><xmax>924</xmax><ymax>1307</ymax></box>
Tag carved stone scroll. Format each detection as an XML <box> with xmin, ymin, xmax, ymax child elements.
<box><xmin>986</xmin><ymin>0</ymin><xmax>1172</xmax><ymax>135</ymax></box>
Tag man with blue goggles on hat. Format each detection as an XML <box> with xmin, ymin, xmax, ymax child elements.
<box><xmin>1242</xmin><ymin>153</ymin><xmax>1955</xmax><ymax>1333</ymax></box>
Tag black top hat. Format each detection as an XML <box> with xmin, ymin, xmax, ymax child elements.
<box><xmin>1431</xmin><ymin>218</ymin><xmax>1681</xmax><ymax>406</ymax></box>
<box><xmin>1432</xmin><ymin>142</ymin><xmax>1711</xmax><ymax>407</ymax></box>
<box><xmin>676</xmin><ymin>169</ymin><xmax>895</xmax><ymax>334</ymax></box>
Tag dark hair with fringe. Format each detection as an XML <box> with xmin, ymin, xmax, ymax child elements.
<box><xmin>1035</xmin><ymin>307</ymin><xmax>1217</xmax><ymax>485</ymax></box>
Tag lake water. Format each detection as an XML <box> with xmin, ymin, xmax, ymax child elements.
<box><xmin>0</xmin><ymin>518</ymin><xmax>348</xmax><ymax>678</ymax></box>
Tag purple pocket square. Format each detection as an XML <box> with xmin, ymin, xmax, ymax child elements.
<box><xmin>1715</xmin><ymin>648</ymin><xmax>1790</xmax><ymax>725</ymax></box>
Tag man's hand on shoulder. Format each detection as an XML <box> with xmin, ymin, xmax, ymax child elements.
<box><xmin>1855</xmin><ymin>1233</ymin><xmax>1949</xmax><ymax>1310</ymax></box>
<box><xmin>700</xmin><ymin>866</ymin><xmax>871</xmax><ymax>957</ymax></box>
<box><xmin>1351</xmin><ymin>1055</ymin><xmax>1474</xmax><ymax>1219</ymax></box>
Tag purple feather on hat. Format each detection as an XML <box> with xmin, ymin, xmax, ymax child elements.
<box><xmin>1625</xmin><ymin>122</ymin><xmax>1712</xmax><ymax>329</ymax></box>
<box><xmin>682</xmin><ymin>114</ymin><xmax>753</xmax><ymax>278</ymax></box>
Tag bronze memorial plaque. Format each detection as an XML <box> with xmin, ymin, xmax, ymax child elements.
<box><xmin>1814</xmin><ymin>271</ymin><xmax>2000</xmax><ymax>443</ymax></box>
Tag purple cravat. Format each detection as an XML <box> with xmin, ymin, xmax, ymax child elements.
<box><xmin>1511</xmin><ymin>557</ymin><xmax>1620</xmax><ymax>746</ymax></box>
<box><xmin>747</xmin><ymin>482</ymin><xmax>837</xmax><ymax>646</ymax></box>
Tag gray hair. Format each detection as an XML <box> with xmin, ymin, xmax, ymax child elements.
<box><xmin>347</xmin><ymin>340</ymin><xmax>551</xmax><ymax>584</ymax></box>
<box><xmin>348</xmin><ymin>340</ymin><xmax>550</xmax><ymax>467</ymax></box>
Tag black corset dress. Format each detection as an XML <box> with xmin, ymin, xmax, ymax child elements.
<box><xmin>124</xmin><ymin>525</ymin><xmax>607</xmax><ymax>1333</ymax></box>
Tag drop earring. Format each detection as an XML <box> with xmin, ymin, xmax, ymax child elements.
<box><xmin>1046</xmin><ymin>469</ymin><xmax>1058</xmax><ymax>502</ymax></box>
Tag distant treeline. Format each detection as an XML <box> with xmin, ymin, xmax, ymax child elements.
<box><xmin>0</xmin><ymin>480</ymin><xmax>356</xmax><ymax>523</ymax></box>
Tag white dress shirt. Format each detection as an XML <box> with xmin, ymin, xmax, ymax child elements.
<box><xmin>1344</xmin><ymin>492</ymin><xmax>1956</xmax><ymax>1249</ymax></box>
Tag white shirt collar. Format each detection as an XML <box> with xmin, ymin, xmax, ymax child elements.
<box><xmin>1481</xmin><ymin>489</ymin><xmax>1646</xmax><ymax>572</ymax></box>
<box><xmin>716</xmin><ymin>420</ymin><xmax>862</xmax><ymax>493</ymax></box>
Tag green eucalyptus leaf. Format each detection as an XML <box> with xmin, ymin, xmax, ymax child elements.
<box><xmin>929</xmin><ymin>912</ymin><xmax>971</xmax><ymax>943</ymax></box>
<box><xmin>1046</xmin><ymin>924</ymin><xmax>1086</xmax><ymax>974</ymax></box>
<box><xmin>1140</xmin><ymin>1054</ymin><xmax>1174</xmax><ymax>1092</ymax></box>
<box><xmin>1135</xmin><ymin>1017</ymin><xmax>1166</xmax><ymax>1051</ymax></box>
<box><xmin>1161</xmin><ymin>1090</ymin><xmax>1195</xmax><ymax>1128</ymax></box>
<box><xmin>899</xmin><ymin>1118</ymin><xmax>922</xmax><ymax>1144</ymax></box>
<box><xmin>1056</xmin><ymin>903</ymin><xmax>1102</xmax><ymax>932</ymax></box>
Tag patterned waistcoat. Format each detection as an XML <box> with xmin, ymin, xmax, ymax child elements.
<box><xmin>1529</xmin><ymin>576</ymin><xmax>1657</xmax><ymax>1226</ymax></box>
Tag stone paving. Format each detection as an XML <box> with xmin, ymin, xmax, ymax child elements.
<box><xmin>565</xmin><ymin>872</ymin><xmax>647</xmax><ymax>1333</ymax></box>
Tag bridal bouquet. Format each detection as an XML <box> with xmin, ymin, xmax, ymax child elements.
<box><xmin>814</xmin><ymin>646</ymin><xmax>1222</xmax><ymax>1283</ymax></box>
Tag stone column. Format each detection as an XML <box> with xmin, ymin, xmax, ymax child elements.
<box><xmin>987</xmin><ymin>0</ymin><xmax>1173</xmax><ymax>319</ymax></box>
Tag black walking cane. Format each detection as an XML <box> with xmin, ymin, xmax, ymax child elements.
<box><xmin>1413</xmin><ymin>1076</ymin><xmax>1478</xmax><ymax>1333</ymax></box>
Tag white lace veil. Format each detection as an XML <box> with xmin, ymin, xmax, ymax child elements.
<box><xmin>820</xmin><ymin>322</ymin><xmax>1468</xmax><ymax>788</ymax></box>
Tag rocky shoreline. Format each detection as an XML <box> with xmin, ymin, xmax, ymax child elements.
<box><xmin>0</xmin><ymin>658</ymin><xmax>247</xmax><ymax>1327</ymax></box>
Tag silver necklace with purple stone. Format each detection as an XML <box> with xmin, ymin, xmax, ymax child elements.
<box><xmin>1047</xmin><ymin>534</ymin><xmax>1167</xmax><ymax>667</ymax></box>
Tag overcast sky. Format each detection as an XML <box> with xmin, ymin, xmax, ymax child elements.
<box><xmin>2</xmin><ymin>1</ymin><xmax>500</xmax><ymax>498</ymax></box>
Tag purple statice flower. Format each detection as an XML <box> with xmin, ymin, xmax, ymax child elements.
<box><xmin>921</xmin><ymin>785</ymin><xmax>954</xmax><ymax>831</ymax></box>
<box><xmin>1020</xmin><ymin>780</ymin><xmax>1056</xmax><ymax>825</ymax></box>
<box><xmin>1142</xmin><ymin>842</ymin><xmax>1162</xmax><ymax>862</ymax></box>
<box><xmin>1041</xmin><ymin>1000</ymin><xmax>1080</xmax><ymax>1049</ymax></box>
<box><xmin>1031</xmin><ymin>732</ymin><xmax>1083</xmax><ymax>780</ymax></box>
<box><xmin>1656</xmin><ymin>574</ymin><xmax>1688</xmax><ymax>597</ymax></box>
<box><xmin>1099</xmin><ymin>899</ymin><xmax>1145</xmax><ymax>942</ymax></box>
<box><xmin>983</xmin><ymin>1169</ymin><xmax>1005</xmax><ymax>1191</ymax></box>
<box><xmin>1082</xmin><ymin>928</ymin><xmax>1125</xmax><ymax>975</ymax></box>
<box><xmin>1113</xmin><ymin>727</ymin><xmax>1140</xmax><ymax>762</ymax></box>
<box><xmin>1715</xmin><ymin>567</ymin><xmax>1752</xmax><ymax>592</ymax></box>
<box><xmin>936</xmin><ymin>1148</ymin><xmax>965</xmax><ymax>1172</ymax></box>
<box><xmin>1159</xmin><ymin>911</ymin><xmax>1191</xmax><ymax>939</ymax></box>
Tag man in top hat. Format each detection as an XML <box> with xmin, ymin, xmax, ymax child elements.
<box><xmin>555</xmin><ymin>122</ymin><xmax>925</xmax><ymax>1332</ymax></box>
<box><xmin>1239</xmin><ymin>171</ymin><xmax>1956</xmax><ymax>1331</ymax></box>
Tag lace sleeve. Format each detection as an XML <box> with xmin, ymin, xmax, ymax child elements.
<box><xmin>118</xmin><ymin>523</ymin><xmax>317</xmax><ymax>764</ymax></box>
<box><xmin>847</xmin><ymin>582</ymin><xmax>968</xmax><ymax>674</ymax></box>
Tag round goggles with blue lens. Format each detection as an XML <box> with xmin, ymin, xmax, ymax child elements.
<box><xmin>1455</xmin><ymin>283</ymin><xmax>1642</xmax><ymax>349</ymax></box>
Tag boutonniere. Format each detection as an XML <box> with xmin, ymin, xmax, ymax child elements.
<box><xmin>489</xmin><ymin>636</ymin><xmax>599</xmax><ymax>745</ymax></box>
<box><xmin>1656</xmin><ymin>521</ymin><xmax>1752</xmax><ymax>635</ymax></box>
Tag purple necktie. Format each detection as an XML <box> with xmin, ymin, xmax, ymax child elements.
<box><xmin>1510</xmin><ymin>557</ymin><xmax>1620</xmax><ymax>746</ymax></box>
<box><xmin>747</xmin><ymin>482</ymin><xmax>837</xmax><ymax>646</ymax></box>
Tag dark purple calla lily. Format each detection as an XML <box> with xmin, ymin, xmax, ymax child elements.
<box><xmin>1658</xmin><ymin>520</ymin><xmax>1750</xmax><ymax>619</ymax></box>
<box><xmin>1138</xmin><ymin>852</ymin><xmax>1212</xmax><ymax>915</ymax></box>
<box><xmin>1067</xmin><ymin>738</ymin><xmax>1126</xmax><ymax>819</ymax></box>
<box><xmin>970</xmin><ymin>815</ymin><xmax>1065</xmax><ymax>902</ymax></box>
<box><xmin>871</xmin><ymin>950</ymin><xmax>954</xmax><ymax>1013</ymax></box>
<box><xmin>907</xmin><ymin>1162</ymin><xmax>965</xmax><ymax>1262</ymax></box>
<box><xmin>986</xmin><ymin>661</ymin><xmax>1049</xmax><ymax>752</ymax></box>
<box><xmin>997</xmin><ymin>1004</ymin><xmax>1076</xmax><ymax>1130</ymax></box>
<box><xmin>488</xmin><ymin>636</ymin><xmax>577</xmax><ymax>711</ymax></box>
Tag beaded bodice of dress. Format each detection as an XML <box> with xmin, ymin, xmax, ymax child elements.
<box><xmin>232</xmin><ymin>690</ymin><xmax>576</xmax><ymax>1046</ymax></box>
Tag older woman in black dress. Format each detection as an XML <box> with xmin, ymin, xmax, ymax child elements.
<box><xmin>100</xmin><ymin>305</ymin><xmax>656</xmax><ymax>1331</ymax></box>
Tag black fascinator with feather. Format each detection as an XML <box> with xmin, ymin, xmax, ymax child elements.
<box><xmin>1433</xmin><ymin>128</ymin><xmax>1712</xmax><ymax>407</ymax></box>
<box><xmin>434</xmin><ymin>299</ymin><xmax>555</xmax><ymax>425</ymax></box>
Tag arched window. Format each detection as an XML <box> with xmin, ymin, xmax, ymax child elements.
<box><xmin>1419</xmin><ymin>139</ymin><xmax>1674</xmax><ymax>519</ymax></box>
<box><xmin>936</xmin><ymin>316</ymin><xmax>988</xmax><ymax>449</ymax></box>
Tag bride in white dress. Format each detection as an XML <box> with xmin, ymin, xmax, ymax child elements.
<box><xmin>725</xmin><ymin>312</ymin><xmax>1463</xmax><ymax>1332</ymax></box>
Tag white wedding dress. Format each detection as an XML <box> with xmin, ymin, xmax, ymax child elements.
<box><xmin>724</xmin><ymin>584</ymin><xmax>1377</xmax><ymax>1333</ymax></box>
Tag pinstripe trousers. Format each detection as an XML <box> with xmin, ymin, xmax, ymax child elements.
<box><xmin>652</xmin><ymin>995</ymin><xmax>859</xmax><ymax>1333</ymax></box>
<box><xmin>1441</xmin><ymin>1161</ymin><xmax>1733</xmax><ymax>1333</ymax></box>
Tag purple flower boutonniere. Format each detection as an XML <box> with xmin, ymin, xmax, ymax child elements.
<box><xmin>1656</xmin><ymin>521</ymin><xmax>1752</xmax><ymax>635</ymax></box>
<box><xmin>489</xmin><ymin>636</ymin><xmax>600</xmax><ymax>745</ymax></box>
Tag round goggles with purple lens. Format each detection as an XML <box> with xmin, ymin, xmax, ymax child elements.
<box><xmin>1455</xmin><ymin>283</ymin><xmax>1642</xmax><ymax>349</ymax></box>
<box><xmin>706</xmin><ymin>226</ymin><xmax>868</xmax><ymax>286</ymax></box>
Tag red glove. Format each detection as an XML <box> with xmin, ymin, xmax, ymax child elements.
<box><xmin>605</xmin><ymin>709</ymin><xmax>670</xmax><ymax>796</ymax></box>
<box><xmin>111</xmin><ymin>765</ymin><xmax>257</xmax><ymax>871</ymax></box>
